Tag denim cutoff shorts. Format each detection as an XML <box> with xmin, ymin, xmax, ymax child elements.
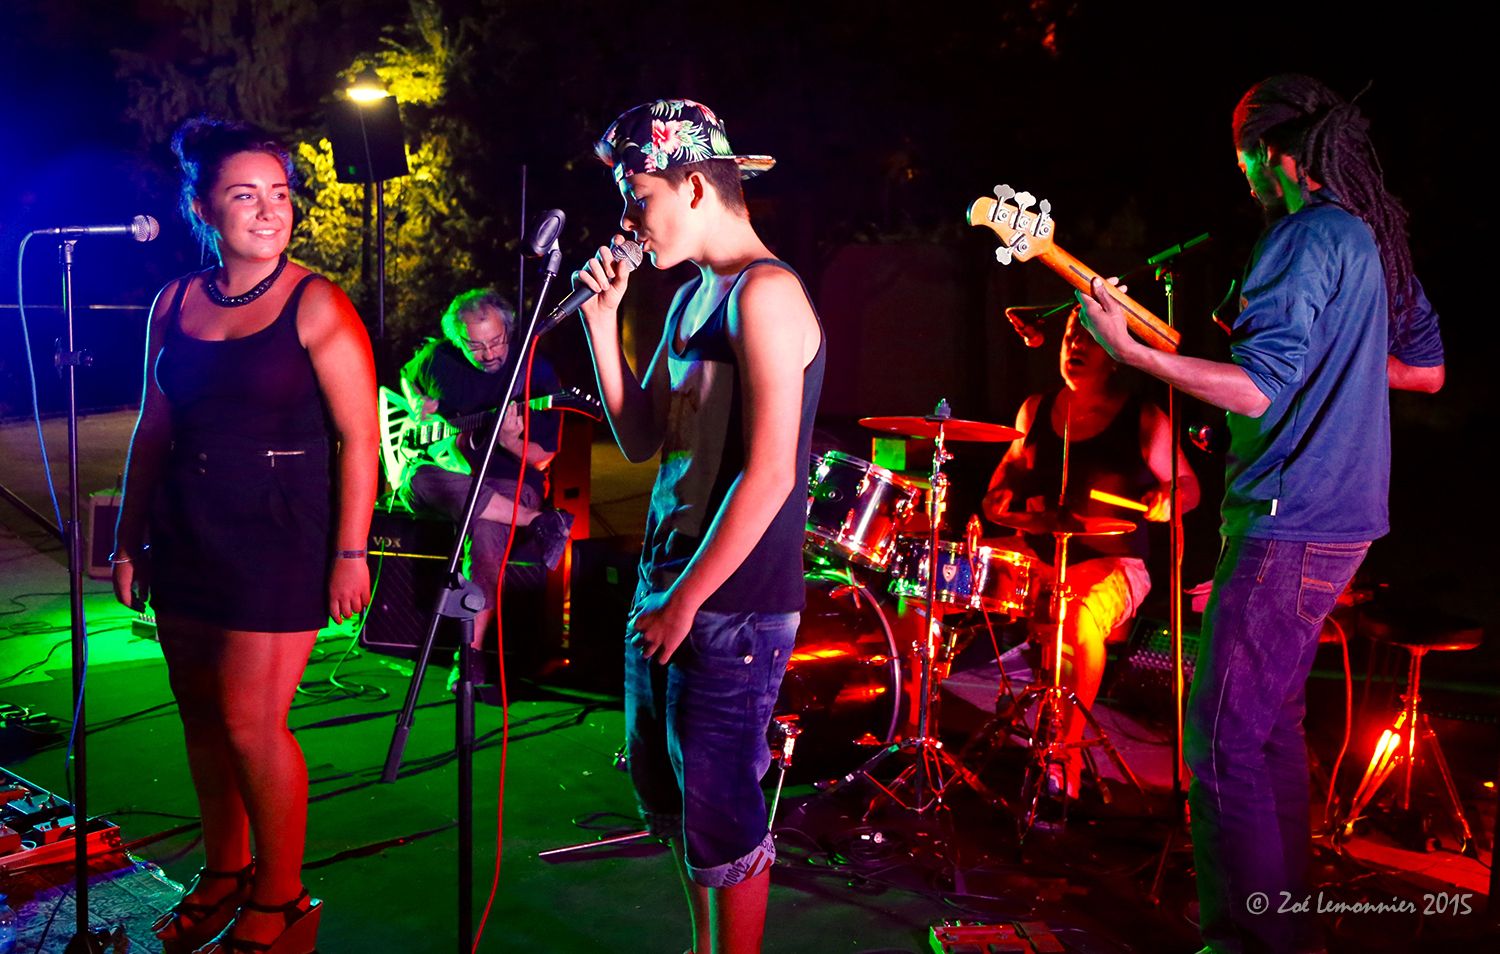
<box><xmin>623</xmin><ymin>592</ymin><xmax>799</xmax><ymax>888</ymax></box>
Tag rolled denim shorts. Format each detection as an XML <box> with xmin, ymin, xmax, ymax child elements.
<box><xmin>623</xmin><ymin>594</ymin><xmax>799</xmax><ymax>888</ymax></box>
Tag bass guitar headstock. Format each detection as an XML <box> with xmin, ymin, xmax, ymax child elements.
<box><xmin>966</xmin><ymin>184</ymin><xmax>1055</xmax><ymax>264</ymax></box>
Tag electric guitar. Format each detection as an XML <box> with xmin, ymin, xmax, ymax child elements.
<box><xmin>967</xmin><ymin>185</ymin><xmax>1181</xmax><ymax>353</ymax></box>
<box><xmin>378</xmin><ymin>379</ymin><xmax>604</xmax><ymax>491</ymax></box>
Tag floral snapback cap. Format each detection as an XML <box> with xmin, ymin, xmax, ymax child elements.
<box><xmin>595</xmin><ymin>99</ymin><xmax>775</xmax><ymax>186</ymax></box>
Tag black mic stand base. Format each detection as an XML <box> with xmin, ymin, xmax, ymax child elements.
<box><xmin>63</xmin><ymin>927</ymin><xmax>125</xmax><ymax>953</ymax></box>
<box><xmin>380</xmin><ymin>245</ymin><xmax>561</xmax><ymax>954</ymax></box>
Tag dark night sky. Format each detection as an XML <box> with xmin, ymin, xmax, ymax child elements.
<box><xmin>1</xmin><ymin>0</ymin><xmax>1493</xmax><ymax>620</ymax></box>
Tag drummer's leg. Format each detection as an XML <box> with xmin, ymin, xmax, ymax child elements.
<box><xmin>1055</xmin><ymin>559</ymin><xmax>1137</xmax><ymax>786</ymax></box>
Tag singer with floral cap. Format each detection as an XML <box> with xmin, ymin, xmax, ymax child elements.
<box><xmin>575</xmin><ymin>99</ymin><xmax>823</xmax><ymax>954</ymax></box>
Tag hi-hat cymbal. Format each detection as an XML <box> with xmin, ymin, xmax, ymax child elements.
<box><xmin>860</xmin><ymin>416</ymin><xmax>1022</xmax><ymax>442</ymax></box>
<box><xmin>990</xmin><ymin>511</ymin><xmax>1136</xmax><ymax>536</ymax></box>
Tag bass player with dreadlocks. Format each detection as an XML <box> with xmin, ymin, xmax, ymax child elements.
<box><xmin>1077</xmin><ymin>74</ymin><xmax>1444</xmax><ymax>954</ymax></box>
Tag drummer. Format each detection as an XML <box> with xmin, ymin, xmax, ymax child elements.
<box><xmin>981</xmin><ymin>306</ymin><xmax>1199</xmax><ymax>796</ymax></box>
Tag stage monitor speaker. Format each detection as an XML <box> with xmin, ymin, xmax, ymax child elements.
<box><xmin>360</xmin><ymin>507</ymin><xmax>458</xmax><ymax>660</ymax></box>
<box><xmin>327</xmin><ymin>98</ymin><xmax>409</xmax><ymax>184</ymax></box>
<box><xmin>87</xmin><ymin>492</ymin><xmax>122</xmax><ymax>581</ymax></box>
<box><xmin>557</xmin><ymin>536</ymin><xmax>642</xmax><ymax>692</ymax></box>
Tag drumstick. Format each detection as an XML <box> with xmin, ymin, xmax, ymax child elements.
<box><xmin>1089</xmin><ymin>488</ymin><xmax>1149</xmax><ymax>512</ymax></box>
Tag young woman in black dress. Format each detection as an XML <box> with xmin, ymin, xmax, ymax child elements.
<box><xmin>112</xmin><ymin>118</ymin><xmax>377</xmax><ymax>954</ymax></box>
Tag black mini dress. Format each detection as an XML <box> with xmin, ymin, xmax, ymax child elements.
<box><xmin>148</xmin><ymin>272</ymin><xmax>334</xmax><ymax>633</ymax></box>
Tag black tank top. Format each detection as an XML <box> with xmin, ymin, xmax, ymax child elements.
<box><xmin>155</xmin><ymin>273</ymin><xmax>329</xmax><ymax>444</ymax></box>
<box><xmin>638</xmin><ymin>259</ymin><xmax>826</xmax><ymax>612</ymax></box>
<box><xmin>1018</xmin><ymin>390</ymin><xmax>1155</xmax><ymax>562</ymax></box>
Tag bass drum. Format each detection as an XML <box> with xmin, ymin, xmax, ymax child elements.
<box><xmin>774</xmin><ymin>573</ymin><xmax>904</xmax><ymax>782</ymax></box>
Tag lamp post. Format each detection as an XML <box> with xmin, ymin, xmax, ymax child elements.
<box><xmin>329</xmin><ymin>67</ymin><xmax>408</xmax><ymax>337</ymax></box>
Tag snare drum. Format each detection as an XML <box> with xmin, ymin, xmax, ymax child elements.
<box><xmin>805</xmin><ymin>452</ymin><xmax>921</xmax><ymax>570</ymax></box>
<box><xmin>971</xmin><ymin>546</ymin><xmax>1039</xmax><ymax>617</ymax></box>
<box><xmin>887</xmin><ymin>535</ymin><xmax>975</xmax><ymax>607</ymax></box>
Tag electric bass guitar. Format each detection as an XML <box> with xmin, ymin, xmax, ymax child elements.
<box><xmin>967</xmin><ymin>185</ymin><xmax>1180</xmax><ymax>353</ymax></box>
<box><xmin>378</xmin><ymin>380</ymin><xmax>604</xmax><ymax>491</ymax></box>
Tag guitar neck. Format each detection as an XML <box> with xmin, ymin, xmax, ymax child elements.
<box><xmin>413</xmin><ymin>391</ymin><xmax>603</xmax><ymax>449</ymax></box>
<box><xmin>1037</xmin><ymin>244</ymin><xmax>1180</xmax><ymax>353</ymax></box>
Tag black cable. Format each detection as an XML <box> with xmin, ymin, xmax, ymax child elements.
<box><xmin>104</xmin><ymin>809</ymin><xmax>202</xmax><ymax>821</ymax></box>
<box><xmin>294</xmin><ymin>499</ymin><xmax>395</xmax><ymax>703</ymax></box>
<box><xmin>0</xmin><ymin>637</ymin><xmax>70</xmax><ymax>685</ymax></box>
<box><xmin>0</xmin><ymin>590</ymin><xmax>70</xmax><ymax>616</ymax></box>
<box><xmin>33</xmin><ymin>881</ymin><xmax>72</xmax><ymax>954</ymax></box>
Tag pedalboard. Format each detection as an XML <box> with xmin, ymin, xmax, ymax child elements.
<box><xmin>0</xmin><ymin>767</ymin><xmax>122</xmax><ymax>874</ymax></box>
<box><xmin>929</xmin><ymin>920</ymin><xmax>1067</xmax><ymax>954</ymax></box>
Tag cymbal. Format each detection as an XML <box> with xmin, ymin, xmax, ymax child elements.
<box><xmin>989</xmin><ymin>511</ymin><xmax>1136</xmax><ymax>536</ymax></box>
<box><xmin>860</xmin><ymin>416</ymin><xmax>1023</xmax><ymax>442</ymax></box>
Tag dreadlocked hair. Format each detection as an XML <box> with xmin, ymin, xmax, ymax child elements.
<box><xmin>1232</xmin><ymin>74</ymin><xmax>1417</xmax><ymax>342</ymax></box>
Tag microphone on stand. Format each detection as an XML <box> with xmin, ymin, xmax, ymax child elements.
<box><xmin>33</xmin><ymin>215</ymin><xmax>160</xmax><ymax>242</ymax></box>
<box><xmin>1003</xmin><ymin>301</ymin><xmax>1073</xmax><ymax>348</ymax></box>
<box><xmin>535</xmin><ymin>238</ymin><xmax>644</xmax><ymax>337</ymax></box>
<box><xmin>1005</xmin><ymin>306</ymin><xmax>1046</xmax><ymax>348</ymax></box>
<box><xmin>524</xmin><ymin>209</ymin><xmax>566</xmax><ymax>257</ymax></box>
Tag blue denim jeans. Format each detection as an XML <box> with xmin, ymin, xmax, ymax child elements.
<box><xmin>624</xmin><ymin>599</ymin><xmax>799</xmax><ymax>888</ymax></box>
<box><xmin>1186</xmin><ymin>536</ymin><xmax>1369</xmax><ymax>954</ymax></box>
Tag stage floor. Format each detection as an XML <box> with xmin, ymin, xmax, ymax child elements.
<box><xmin>1</xmin><ymin>410</ymin><xmax>1496</xmax><ymax>952</ymax></box>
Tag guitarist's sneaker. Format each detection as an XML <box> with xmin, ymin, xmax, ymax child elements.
<box><xmin>531</xmin><ymin>509</ymin><xmax>575</xmax><ymax>571</ymax></box>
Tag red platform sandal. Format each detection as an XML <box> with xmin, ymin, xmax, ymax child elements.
<box><xmin>153</xmin><ymin>861</ymin><xmax>255</xmax><ymax>953</ymax></box>
<box><xmin>195</xmin><ymin>887</ymin><xmax>321</xmax><ymax>954</ymax></box>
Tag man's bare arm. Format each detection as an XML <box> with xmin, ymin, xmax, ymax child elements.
<box><xmin>981</xmin><ymin>395</ymin><xmax>1040</xmax><ymax>523</ymax></box>
<box><xmin>1078</xmin><ymin>277</ymin><xmax>1272</xmax><ymax>417</ymax></box>
<box><xmin>493</xmin><ymin>404</ymin><xmax>557</xmax><ymax>469</ymax></box>
<box><xmin>1139</xmin><ymin>402</ymin><xmax>1201</xmax><ymax>522</ymax></box>
<box><xmin>1388</xmin><ymin>355</ymin><xmax>1444</xmax><ymax>393</ymax></box>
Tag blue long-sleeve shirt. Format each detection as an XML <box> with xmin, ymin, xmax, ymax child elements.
<box><xmin>1223</xmin><ymin>195</ymin><xmax>1443</xmax><ymax>541</ymax></box>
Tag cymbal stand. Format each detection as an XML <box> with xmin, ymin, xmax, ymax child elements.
<box><xmin>1012</xmin><ymin>403</ymin><xmax>1141</xmax><ymax>841</ymax></box>
<box><xmin>1013</xmin><ymin>528</ymin><xmax>1143</xmax><ymax>841</ymax></box>
<box><xmin>823</xmin><ymin>402</ymin><xmax>1007</xmax><ymax>815</ymax></box>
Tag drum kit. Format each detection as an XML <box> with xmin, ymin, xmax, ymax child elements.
<box><xmin>778</xmin><ymin>400</ymin><xmax>1142</xmax><ymax>838</ymax></box>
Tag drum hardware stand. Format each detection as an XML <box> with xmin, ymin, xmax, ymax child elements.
<box><xmin>1015</xmin><ymin>527</ymin><xmax>1143</xmax><ymax>842</ymax></box>
<box><xmin>824</xmin><ymin>401</ymin><xmax>1009</xmax><ymax>816</ymax></box>
<box><xmin>380</xmin><ymin>217</ymin><xmax>563</xmax><ymax>954</ymax></box>
<box><xmin>951</xmin><ymin>401</ymin><xmax>1141</xmax><ymax>841</ymax></box>
<box><xmin>767</xmin><ymin>715</ymin><xmax>803</xmax><ymax>824</ymax></box>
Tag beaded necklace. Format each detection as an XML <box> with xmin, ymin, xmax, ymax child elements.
<box><xmin>205</xmin><ymin>254</ymin><xmax>288</xmax><ymax>308</ymax></box>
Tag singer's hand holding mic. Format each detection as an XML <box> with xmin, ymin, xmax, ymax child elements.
<box><xmin>575</xmin><ymin>235</ymin><xmax>642</xmax><ymax>324</ymax></box>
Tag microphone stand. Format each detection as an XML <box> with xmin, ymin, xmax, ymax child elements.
<box><xmin>1147</xmin><ymin>261</ymin><xmax>1190</xmax><ymax>903</ymax></box>
<box><xmin>49</xmin><ymin>238</ymin><xmax>117</xmax><ymax>954</ymax></box>
<box><xmin>379</xmin><ymin>242</ymin><xmax>562</xmax><ymax>954</ymax></box>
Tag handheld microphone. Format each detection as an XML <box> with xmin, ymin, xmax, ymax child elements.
<box><xmin>535</xmin><ymin>238</ymin><xmax>644</xmax><ymax>336</ymax></box>
<box><xmin>33</xmin><ymin>215</ymin><xmax>160</xmax><ymax>242</ymax></box>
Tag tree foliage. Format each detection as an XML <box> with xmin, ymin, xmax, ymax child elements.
<box><xmin>112</xmin><ymin>0</ymin><xmax>485</xmax><ymax>358</ymax></box>
<box><xmin>289</xmin><ymin>0</ymin><xmax>488</xmax><ymax>354</ymax></box>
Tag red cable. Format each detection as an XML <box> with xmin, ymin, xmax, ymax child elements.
<box><xmin>472</xmin><ymin>338</ymin><xmax>539</xmax><ymax>951</ymax></box>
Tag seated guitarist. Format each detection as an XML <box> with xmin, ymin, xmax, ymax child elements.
<box><xmin>400</xmin><ymin>288</ymin><xmax>574</xmax><ymax>678</ymax></box>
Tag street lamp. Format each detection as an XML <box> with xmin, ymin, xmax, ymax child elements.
<box><xmin>348</xmin><ymin>66</ymin><xmax>389</xmax><ymax>102</ymax></box>
<box><xmin>328</xmin><ymin>66</ymin><xmax>408</xmax><ymax>337</ymax></box>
